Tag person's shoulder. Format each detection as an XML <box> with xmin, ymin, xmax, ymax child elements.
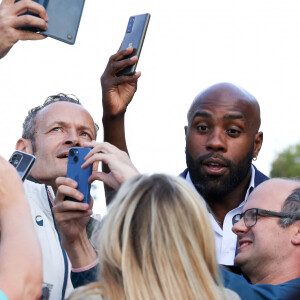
<box><xmin>23</xmin><ymin>179</ymin><xmax>52</xmax><ymax>213</ymax></box>
<box><xmin>252</xmin><ymin>165</ymin><xmax>269</xmax><ymax>186</ymax></box>
<box><xmin>179</xmin><ymin>168</ymin><xmax>188</xmax><ymax>178</ymax></box>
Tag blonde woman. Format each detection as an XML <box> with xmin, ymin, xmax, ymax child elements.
<box><xmin>67</xmin><ymin>173</ymin><xmax>239</xmax><ymax>300</ymax></box>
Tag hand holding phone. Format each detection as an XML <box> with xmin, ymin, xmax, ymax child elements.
<box><xmin>117</xmin><ymin>13</ymin><xmax>150</xmax><ymax>76</ymax></box>
<box><xmin>9</xmin><ymin>150</ymin><xmax>36</xmax><ymax>181</ymax></box>
<box><xmin>66</xmin><ymin>147</ymin><xmax>92</xmax><ymax>204</ymax></box>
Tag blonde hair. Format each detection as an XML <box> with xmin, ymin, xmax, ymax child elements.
<box><xmin>66</xmin><ymin>282</ymin><xmax>104</xmax><ymax>300</ymax></box>
<box><xmin>98</xmin><ymin>174</ymin><xmax>224</xmax><ymax>300</ymax></box>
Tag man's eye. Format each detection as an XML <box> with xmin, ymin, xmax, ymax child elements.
<box><xmin>197</xmin><ymin>125</ymin><xmax>208</xmax><ymax>132</ymax></box>
<box><xmin>80</xmin><ymin>132</ymin><xmax>91</xmax><ymax>139</ymax></box>
<box><xmin>226</xmin><ymin>128</ymin><xmax>240</xmax><ymax>137</ymax></box>
<box><xmin>51</xmin><ymin>127</ymin><xmax>62</xmax><ymax>132</ymax></box>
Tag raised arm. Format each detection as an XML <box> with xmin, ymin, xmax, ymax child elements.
<box><xmin>101</xmin><ymin>47</ymin><xmax>141</xmax><ymax>204</ymax></box>
<box><xmin>52</xmin><ymin>177</ymin><xmax>96</xmax><ymax>271</ymax></box>
<box><xmin>0</xmin><ymin>0</ymin><xmax>48</xmax><ymax>59</ymax></box>
<box><xmin>101</xmin><ymin>47</ymin><xmax>140</xmax><ymax>152</ymax></box>
<box><xmin>0</xmin><ymin>156</ymin><xmax>42</xmax><ymax>300</ymax></box>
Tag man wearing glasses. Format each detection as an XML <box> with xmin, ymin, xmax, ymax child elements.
<box><xmin>221</xmin><ymin>178</ymin><xmax>300</xmax><ymax>299</ymax></box>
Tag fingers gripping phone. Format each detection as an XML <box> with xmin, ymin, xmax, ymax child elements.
<box><xmin>66</xmin><ymin>147</ymin><xmax>92</xmax><ymax>204</ymax></box>
<box><xmin>9</xmin><ymin>150</ymin><xmax>36</xmax><ymax>181</ymax></box>
<box><xmin>117</xmin><ymin>13</ymin><xmax>151</xmax><ymax>76</ymax></box>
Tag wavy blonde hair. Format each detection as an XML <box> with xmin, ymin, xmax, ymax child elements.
<box><xmin>97</xmin><ymin>174</ymin><xmax>224</xmax><ymax>300</ymax></box>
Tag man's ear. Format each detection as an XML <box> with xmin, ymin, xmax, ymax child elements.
<box><xmin>253</xmin><ymin>131</ymin><xmax>263</xmax><ymax>158</ymax></box>
<box><xmin>15</xmin><ymin>138</ymin><xmax>33</xmax><ymax>154</ymax></box>
<box><xmin>291</xmin><ymin>222</ymin><xmax>300</xmax><ymax>246</ymax></box>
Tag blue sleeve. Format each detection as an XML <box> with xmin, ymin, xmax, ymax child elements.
<box><xmin>221</xmin><ymin>269</ymin><xmax>300</xmax><ymax>300</ymax></box>
<box><xmin>71</xmin><ymin>264</ymin><xmax>99</xmax><ymax>288</ymax></box>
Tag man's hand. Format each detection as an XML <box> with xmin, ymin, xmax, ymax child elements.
<box><xmin>82</xmin><ymin>141</ymin><xmax>140</xmax><ymax>190</ymax></box>
<box><xmin>53</xmin><ymin>177</ymin><xmax>92</xmax><ymax>246</ymax></box>
<box><xmin>101</xmin><ymin>48</ymin><xmax>141</xmax><ymax>204</ymax></box>
<box><xmin>0</xmin><ymin>0</ymin><xmax>48</xmax><ymax>59</ymax></box>
<box><xmin>53</xmin><ymin>177</ymin><xmax>96</xmax><ymax>268</ymax></box>
<box><xmin>101</xmin><ymin>47</ymin><xmax>141</xmax><ymax>119</ymax></box>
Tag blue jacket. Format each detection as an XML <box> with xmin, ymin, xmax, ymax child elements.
<box><xmin>71</xmin><ymin>266</ymin><xmax>300</xmax><ymax>300</ymax></box>
<box><xmin>221</xmin><ymin>269</ymin><xmax>300</xmax><ymax>300</ymax></box>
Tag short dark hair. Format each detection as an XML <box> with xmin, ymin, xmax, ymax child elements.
<box><xmin>279</xmin><ymin>187</ymin><xmax>300</xmax><ymax>227</ymax></box>
<box><xmin>22</xmin><ymin>93</ymin><xmax>99</xmax><ymax>152</ymax></box>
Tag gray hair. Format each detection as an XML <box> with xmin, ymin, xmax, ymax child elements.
<box><xmin>279</xmin><ymin>187</ymin><xmax>300</xmax><ymax>227</ymax></box>
<box><xmin>22</xmin><ymin>93</ymin><xmax>99</xmax><ymax>152</ymax></box>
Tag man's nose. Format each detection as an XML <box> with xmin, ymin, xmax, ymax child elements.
<box><xmin>232</xmin><ymin>218</ymin><xmax>250</xmax><ymax>235</ymax></box>
<box><xmin>65</xmin><ymin>130</ymin><xmax>81</xmax><ymax>147</ymax></box>
<box><xmin>205</xmin><ymin>128</ymin><xmax>227</xmax><ymax>152</ymax></box>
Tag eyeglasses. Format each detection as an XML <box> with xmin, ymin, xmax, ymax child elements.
<box><xmin>232</xmin><ymin>208</ymin><xmax>294</xmax><ymax>228</ymax></box>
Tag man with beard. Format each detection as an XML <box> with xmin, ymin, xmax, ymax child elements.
<box><xmin>182</xmin><ymin>83</ymin><xmax>269</xmax><ymax>265</ymax></box>
<box><xmin>99</xmin><ymin>50</ymin><xmax>268</xmax><ymax>266</ymax></box>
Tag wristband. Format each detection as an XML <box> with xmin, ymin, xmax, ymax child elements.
<box><xmin>71</xmin><ymin>258</ymin><xmax>99</xmax><ymax>273</ymax></box>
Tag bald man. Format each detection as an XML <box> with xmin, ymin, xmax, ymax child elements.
<box><xmin>221</xmin><ymin>178</ymin><xmax>300</xmax><ymax>299</ymax></box>
<box><xmin>100</xmin><ymin>51</ymin><xmax>268</xmax><ymax>266</ymax></box>
<box><xmin>182</xmin><ymin>82</ymin><xmax>268</xmax><ymax>265</ymax></box>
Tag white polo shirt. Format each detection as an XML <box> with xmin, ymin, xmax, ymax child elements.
<box><xmin>186</xmin><ymin>165</ymin><xmax>255</xmax><ymax>266</ymax></box>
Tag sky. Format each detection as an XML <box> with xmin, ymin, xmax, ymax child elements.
<box><xmin>1</xmin><ymin>0</ymin><xmax>300</xmax><ymax>214</ymax></box>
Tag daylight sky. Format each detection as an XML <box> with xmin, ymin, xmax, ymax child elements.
<box><xmin>1</xmin><ymin>0</ymin><xmax>300</xmax><ymax>214</ymax></box>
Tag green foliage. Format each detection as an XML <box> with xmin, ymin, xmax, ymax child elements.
<box><xmin>270</xmin><ymin>144</ymin><xmax>300</xmax><ymax>178</ymax></box>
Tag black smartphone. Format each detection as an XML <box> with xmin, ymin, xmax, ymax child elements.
<box><xmin>15</xmin><ymin>0</ymin><xmax>85</xmax><ymax>45</ymax></box>
<box><xmin>66</xmin><ymin>147</ymin><xmax>92</xmax><ymax>204</ymax></box>
<box><xmin>117</xmin><ymin>13</ymin><xmax>151</xmax><ymax>76</ymax></box>
<box><xmin>9</xmin><ymin>150</ymin><xmax>36</xmax><ymax>181</ymax></box>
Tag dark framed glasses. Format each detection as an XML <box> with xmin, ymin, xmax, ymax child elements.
<box><xmin>232</xmin><ymin>208</ymin><xmax>293</xmax><ymax>228</ymax></box>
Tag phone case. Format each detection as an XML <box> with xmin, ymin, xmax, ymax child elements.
<box><xmin>66</xmin><ymin>147</ymin><xmax>92</xmax><ymax>203</ymax></box>
<box><xmin>43</xmin><ymin>0</ymin><xmax>85</xmax><ymax>45</ymax></box>
<box><xmin>15</xmin><ymin>0</ymin><xmax>85</xmax><ymax>45</ymax></box>
<box><xmin>117</xmin><ymin>13</ymin><xmax>151</xmax><ymax>76</ymax></box>
<box><xmin>9</xmin><ymin>150</ymin><xmax>36</xmax><ymax>181</ymax></box>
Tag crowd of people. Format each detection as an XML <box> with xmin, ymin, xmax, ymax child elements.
<box><xmin>0</xmin><ymin>0</ymin><xmax>300</xmax><ymax>299</ymax></box>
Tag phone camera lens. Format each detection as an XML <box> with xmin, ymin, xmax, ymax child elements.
<box><xmin>12</xmin><ymin>155</ymin><xmax>17</xmax><ymax>160</ymax></box>
<box><xmin>69</xmin><ymin>149</ymin><xmax>75</xmax><ymax>156</ymax></box>
<box><xmin>73</xmin><ymin>156</ymin><xmax>78</xmax><ymax>163</ymax></box>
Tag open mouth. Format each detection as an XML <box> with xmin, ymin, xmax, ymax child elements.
<box><xmin>203</xmin><ymin>158</ymin><xmax>227</xmax><ymax>175</ymax></box>
<box><xmin>57</xmin><ymin>152</ymin><xmax>69</xmax><ymax>159</ymax></box>
<box><xmin>238</xmin><ymin>239</ymin><xmax>252</xmax><ymax>250</ymax></box>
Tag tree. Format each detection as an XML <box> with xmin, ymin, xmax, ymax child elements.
<box><xmin>270</xmin><ymin>144</ymin><xmax>300</xmax><ymax>178</ymax></box>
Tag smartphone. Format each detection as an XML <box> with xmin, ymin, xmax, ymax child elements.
<box><xmin>9</xmin><ymin>150</ymin><xmax>36</xmax><ymax>181</ymax></box>
<box><xmin>66</xmin><ymin>147</ymin><xmax>92</xmax><ymax>204</ymax></box>
<box><xmin>117</xmin><ymin>13</ymin><xmax>151</xmax><ymax>76</ymax></box>
<box><xmin>15</xmin><ymin>0</ymin><xmax>85</xmax><ymax>45</ymax></box>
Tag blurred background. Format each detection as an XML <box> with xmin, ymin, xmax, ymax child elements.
<box><xmin>1</xmin><ymin>0</ymin><xmax>300</xmax><ymax>214</ymax></box>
